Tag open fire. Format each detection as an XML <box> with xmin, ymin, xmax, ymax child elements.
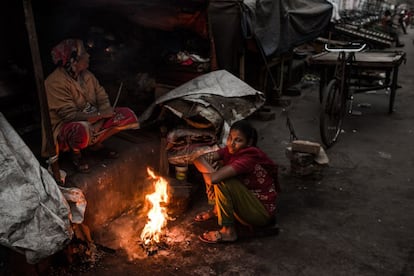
<box><xmin>140</xmin><ymin>167</ymin><xmax>169</xmax><ymax>254</ymax></box>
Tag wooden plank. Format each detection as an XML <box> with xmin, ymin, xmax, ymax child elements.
<box><xmin>310</xmin><ymin>51</ymin><xmax>405</xmax><ymax>68</ymax></box>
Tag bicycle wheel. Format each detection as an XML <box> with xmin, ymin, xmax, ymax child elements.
<box><xmin>320</xmin><ymin>79</ymin><xmax>346</xmax><ymax>148</ymax></box>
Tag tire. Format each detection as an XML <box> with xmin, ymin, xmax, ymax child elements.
<box><xmin>319</xmin><ymin>79</ymin><xmax>346</xmax><ymax>148</ymax></box>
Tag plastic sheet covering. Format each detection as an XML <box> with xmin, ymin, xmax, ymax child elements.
<box><xmin>0</xmin><ymin>112</ymin><xmax>73</xmax><ymax>264</ymax></box>
<box><xmin>139</xmin><ymin>70</ymin><xmax>265</xmax><ymax>144</ymax></box>
<box><xmin>243</xmin><ymin>0</ymin><xmax>333</xmax><ymax>56</ymax></box>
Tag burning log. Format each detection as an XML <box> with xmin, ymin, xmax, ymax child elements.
<box><xmin>139</xmin><ymin>167</ymin><xmax>170</xmax><ymax>255</ymax></box>
<box><xmin>139</xmin><ymin>238</ymin><xmax>168</xmax><ymax>256</ymax></box>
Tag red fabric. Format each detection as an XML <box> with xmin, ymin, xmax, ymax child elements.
<box><xmin>217</xmin><ymin>146</ymin><xmax>279</xmax><ymax>215</ymax></box>
<box><xmin>101</xmin><ymin>107</ymin><xmax>138</xmax><ymax>130</ymax></box>
<box><xmin>57</xmin><ymin>107</ymin><xmax>138</xmax><ymax>153</ymax></box>
<box><xmin>51</xmin><ymin>39</ymin><xmax>78</xmax><ymax>65</ymax></box>
<box><xmin>58</xmin><ymin>121</ymin><xmax>89</xmax><ymax>152</ymax></box>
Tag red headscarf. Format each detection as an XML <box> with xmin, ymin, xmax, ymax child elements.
<box><xmin>50</xmin><ymin>39</ymin><xmax>81</xmax><ymax>66</ymax></box>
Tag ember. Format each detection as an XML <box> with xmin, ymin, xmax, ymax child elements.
<box><xmin>140</xmin><ymin>167</ymin><xmax>169</xmax><ymax>253</ymax></box>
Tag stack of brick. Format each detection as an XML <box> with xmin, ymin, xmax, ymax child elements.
<box><xmin>286</xmin><ymin>140</ymin><xmax>327</xmax><ymax>177</ymax></box>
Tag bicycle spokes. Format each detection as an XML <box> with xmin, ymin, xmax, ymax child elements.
<box><xmin>320</xmin><ymin>79</ymin><xmax>346</xmax><ymax>147</ymax></box>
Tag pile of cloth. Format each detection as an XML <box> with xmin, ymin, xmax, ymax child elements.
<box><xmin>139</xmin><ymin>70</ymin><xmax>266</xmax><ymax>165</ymax></box>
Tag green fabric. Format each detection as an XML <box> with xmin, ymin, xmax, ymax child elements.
<box><xmin>206</xmin><ymin>181</ymin><xmax>216</xmax><ymax>205</ymax></box>
<box><xmin>214</xmin><ymin>178</ymin><xmax>271</xmax><ymax>227</ymax></box>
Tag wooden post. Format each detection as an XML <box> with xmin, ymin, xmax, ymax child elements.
<box><xmin>22</xmin><ymin>0</ymin><xmax>62</xmax><ymax>184</ymax></box>
<box><xmin>207</xmin><ymin>11</ymin><xmax>218</xmax><ymax>71</ymax></box>
<box><xmin>239</xmin><ymin>54</ymin><xmax>245</xmax><ymax>81</ymax></box>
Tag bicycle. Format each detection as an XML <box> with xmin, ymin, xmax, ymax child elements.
<box><xmin>319</xmin><ymin>42</ymin><xmax>366</xmax><ymax>148</ymax></box>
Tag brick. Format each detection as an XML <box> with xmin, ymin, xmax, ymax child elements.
<box><xmin>291</xmin><ymin>140</ymin><xmax>321</xmax><ymax>155</ymax></box>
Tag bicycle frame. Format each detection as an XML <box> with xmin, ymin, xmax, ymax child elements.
<box><xmin>334</xmin><ymin>51</ymin><xmax>357</xmax><ymax>114</ymax></box>
<box><xmin>325</xmin><ymin>43</ymin><xmax>367</xmax><ymax>105</ymax></box>
<box><xmin>319</xmin><ymin>43</ymin><xmax>366</xmax><ymax>148</ymax></box>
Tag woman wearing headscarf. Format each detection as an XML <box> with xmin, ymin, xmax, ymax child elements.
<box><xmin>42</xmin><ymin>38</ymin><xmax>139</xmax><ymax>172</ymax></box>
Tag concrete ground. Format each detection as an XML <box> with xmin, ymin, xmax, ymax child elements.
<box><xmin>5</xmin><ymin>31</ymin><xmax>414</xmax><ymax>276</ymax></box>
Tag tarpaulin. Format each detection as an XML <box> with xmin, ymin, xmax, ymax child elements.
<box><xmin>243</xmin><ymin>0</ymin><xmax>333</xmax><ymax>56</ymax></box>
<box><xmin>0</xmin><ymin>113</ymin><xmax>73</xmax><ymax>264</ymax></box>
<box><xmin>138</xmin><ymin>70</ymin><xmax>265</xmax><ymax>144</ymax></box>
<box><xmin>206</xmin><ymin>0</ymin><xmax>333</xmax><ymax>73</ymax></box>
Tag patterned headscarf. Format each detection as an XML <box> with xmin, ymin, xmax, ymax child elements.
<box><xmin>50</xmin><ymin>39</ymin><xmax>81</xmax><ymax>66</ymax></box>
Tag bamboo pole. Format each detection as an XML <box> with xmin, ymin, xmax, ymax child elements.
<box><xmin>22</xmin><ymin>0</ymin><xmax>62</xmax><ymax>184</ymax></box>
<box><xmin>207</xmin><ymin>9</ymin><xmax>218</xmax><ymax>71</ymax></box>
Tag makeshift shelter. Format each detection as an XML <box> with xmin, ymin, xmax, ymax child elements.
<box><xmin>31</xmin><ymin>0</ymin><xmax>333</xmax><ymax>82</ymax></box>
<box><xmin>139</xmin><ymin>70</ymin><xmax>266</xmax><ymax>168</ymax></box>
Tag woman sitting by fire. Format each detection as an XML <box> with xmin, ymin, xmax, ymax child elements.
<box><xmin>42</xmin><ymin>39</ymin><xmax>139</xmax><ymax>173</ymax></box>
<box><xmin>193</xmin><ymin>120</ymin><xmax>280</xmax><ymax>243</ymax></box>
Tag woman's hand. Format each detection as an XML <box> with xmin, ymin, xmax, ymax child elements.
<box><xmin>194</xmin><ymin>154</ymin><xmax>237</xmax><ymax>184</ymax></box>
<box><xmin>87</xmin><ymin>110</ymin><xmax>112</xmax><ymax>123</ymax></box>
<box><xmin>100</xmin><ymin>108</ymin><xmax>115</xmax><ymax>118</ymax></box>
<box><xmin>211</xmin><ymin>165</ymin><xmax>237</xmax><ymax>183</ymax></box>
<box><xmin>87</xmin><ymin>113</ymin><xmax>102</xmax><ymax>123</ymax></box>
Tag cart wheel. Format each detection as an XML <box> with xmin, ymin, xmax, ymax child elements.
<box><xmin>320</xmin><ymin>79</ymin><xmax>346</xmax><ymax>148</ymax></box>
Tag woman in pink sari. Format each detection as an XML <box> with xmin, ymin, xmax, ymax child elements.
<box><xmin>42</xmin><ymin>39</ymin><xmax>139</xmax><ymax>172</ymax></box>
<box><xmin>193</xmin><ymin>120</ymin><xmax>280</xmax><ymax>243</ymax></box>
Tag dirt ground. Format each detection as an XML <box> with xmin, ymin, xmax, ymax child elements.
<box><xmin>5</xmin><ymin>31</ymin><xmax>414</xmax><ymax>276</ymax></box>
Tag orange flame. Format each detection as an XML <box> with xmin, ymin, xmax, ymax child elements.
<box><xmin>140</xmin><ymin>167</ymin><xmax>169</xmax><ymax>244</ymax></box>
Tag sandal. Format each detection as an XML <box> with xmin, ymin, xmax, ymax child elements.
<box><xmin>71</xmin><ymin>152</ymin><xmax>90</xmax><ymax>173</ymax></box>
<box><xmin>199</xmin><ymin>231</ymin><xmax>237</xmax><ymax>244</ymax></box>
<box><xmin>194</xmin><ymin>209</ymin><xmax>216</xmax><ymax>222</ymax></box>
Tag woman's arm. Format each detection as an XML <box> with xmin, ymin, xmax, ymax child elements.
<box><xmin>193</xmin><ymin>152</ymin><xmax>218</xmax><ymax>174</ymax></box>
<box><xmin>193</xmin><ymin>151</ymin><xmax>238</xmax><ymax>184</ymax></box>
<box><xmin>210</xmin><ymin>165</ymin><xmax>237</xmax><ymax>183</ymax></box>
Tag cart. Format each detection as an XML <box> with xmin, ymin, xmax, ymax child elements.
<box><xmin>309</xmin><ymin>49</ymin><xmax>406</xmax><ymax>147</ymax></box>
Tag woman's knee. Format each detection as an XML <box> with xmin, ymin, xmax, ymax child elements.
<box><xmin>59</xmin><ymin>121</ymin><xmax>90</xmax><ymax>150</ymax></box>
